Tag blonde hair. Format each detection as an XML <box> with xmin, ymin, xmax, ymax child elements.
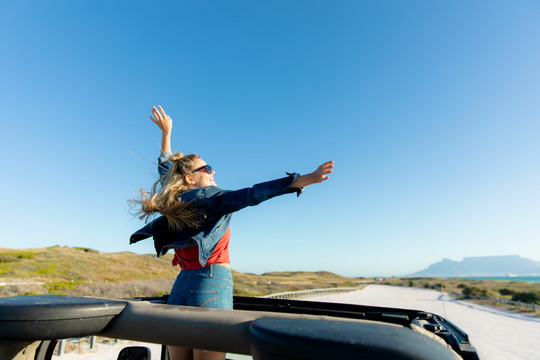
<box><xmin>131</xmin><ymin>152</ymin><xmax>202</xmax><ymax>231</ymax></box>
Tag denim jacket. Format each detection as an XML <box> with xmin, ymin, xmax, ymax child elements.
<box><xmin>130</xmin><ymin>152</ymin><xmax>302</xmax><ymax>267</ymax></box>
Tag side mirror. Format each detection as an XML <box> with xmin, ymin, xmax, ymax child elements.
<box><xmin>117</xmin><ymin>346</ymin><xmax>151</xmax><ymax>360</ymax></box>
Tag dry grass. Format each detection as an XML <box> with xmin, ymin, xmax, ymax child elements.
<box><xmin>0</xmin><ymin>246</ymin><xmax>363</xmax><ymax>298</ymax></box>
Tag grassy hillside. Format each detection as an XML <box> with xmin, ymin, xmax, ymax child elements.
<box><xmin>0</xmin><ymin>246</ymin><xmax>178</xmax><ymax>281</ymax></box>
<box><xmin>0</xmin><ymin>246</ymin><xmax>363</xmax><ymax>298</ymax></box>
<box><xmin>233</xmin><ymin>270</ymin><xmax>361</xmax><ymax>297</ymax></box>
<box><xmin>0</xmin><ymin>246</ymin><xmax>178</xmax><ymax>298</ymax></box>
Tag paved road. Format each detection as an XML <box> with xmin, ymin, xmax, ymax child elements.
<box><xmin>310</xmin><ymin>284</ymin><xmax>540</xmax><ymax>360</ymax></box>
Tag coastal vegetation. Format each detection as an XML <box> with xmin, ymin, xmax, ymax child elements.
<box><xmin>1</xmin><ymin>247</ymin><xmax>538</xmax><ymax>313</ymax></box>
<box><xmin>0</xmin><ymin>246</ymin><xmax>363</xmax><ymax>298</ymax></box>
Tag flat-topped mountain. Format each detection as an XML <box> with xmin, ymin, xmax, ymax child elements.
<box><xmin>410</xmin><ymin>255</ymin><xmax>540</xmax><ymax>277</ymax></box>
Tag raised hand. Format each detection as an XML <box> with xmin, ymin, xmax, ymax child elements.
<box><xmin>150</xmin><ymin>105</ymin><xmax>173</xmax><ymax>134</ymax></box>
<box><xmin>150</xmin><ymin>105</ymin><xmax>173</xmax><ymax>153</ymax></box>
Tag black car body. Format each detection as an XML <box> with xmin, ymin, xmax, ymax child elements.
<box><xmin>0</xmin><ymin>294</ymin><xmax>479</xmax><ymax>359</ymax></box>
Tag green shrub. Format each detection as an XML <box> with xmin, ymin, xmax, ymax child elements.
<box><xmin>432</xmin><ymin>283</ymin><xmax>443</xmax><ymax>291</ymax></box>
<box><xmin>499</xmin><ymin>288</ymin><xmax>515</xmax><ymax>296</ymax></box>
<box><xmin>462</xmin><ymin>286</ymin><xmax>491</xmax><ymax>298</ymax></box>
<box><xmin>45</xmin><ymin>281</ymin><xmax>82</xmax><ymax>295</ymax></box>
<box><xmin>73</xmin><ymin>247</ymin><xmax>99</xmax><ymax>253</ymax></box>
<box><xmin>511</xmin><ymin>292</ymin><xmax>540</xmax><ymax>305</ymax></box>
<box><xmin>233</xmin><ymin>288</ymin><xmax>263</xmax><ymax>297</ymax></box>
<box><xmin>36</xmin><ymin>265</ymin><xmax>58</xmax><ymax>276</ymax></box>
<box><xmin>0</xmin><ymin>251</ymin><xmax>37</xmax><ymax>263</ymax></box>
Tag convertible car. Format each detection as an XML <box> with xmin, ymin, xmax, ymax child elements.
<box><xmin>0</xmin><ymin>294</ymin><xmax>479</xmax><ymax>359</ymax></box>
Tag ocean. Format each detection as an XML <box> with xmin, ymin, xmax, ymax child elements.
<box><xmin>461</xmin><ymin>276</ymin><xmax>540</xmax><ymax>283</ymax></box>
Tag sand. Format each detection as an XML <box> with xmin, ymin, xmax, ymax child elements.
<box><xmin>52</xmin><ymin>340</ymin><xmax>162</xmax><ymax>359</ymax></box>
<box><xmin>309</xmin><ymin>284</ymin><xmax>540</xmax><ymax>360</ymax></box>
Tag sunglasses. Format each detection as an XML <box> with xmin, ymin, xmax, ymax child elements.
<box><xmin>191</xmin><ymin>164</ymin><xmax>213</xmax><ymax>174</ymax></box>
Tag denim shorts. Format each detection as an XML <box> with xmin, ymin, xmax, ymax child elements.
<box><xmin>167</xmin><ymin>264</ymin><xmax>233</xmax><ymax>310</ymax></box>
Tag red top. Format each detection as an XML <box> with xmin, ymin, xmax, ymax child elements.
<box><xmin>172</xmin><ymin>228</ymin><xmax>230</xmax><ymax>270</ymax></box>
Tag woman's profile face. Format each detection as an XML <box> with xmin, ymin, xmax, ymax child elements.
<box><xmin>188</xmin><ymin>158</ymin><xmax>216</xmax><ymax>188</ymax></box>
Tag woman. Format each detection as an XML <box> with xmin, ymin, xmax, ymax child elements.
<box><xmin>130</xmin><ymin>106</ymin><xmax>334</xmax><ymax>360</ymax></box>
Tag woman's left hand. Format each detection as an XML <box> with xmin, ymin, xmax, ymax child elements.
<box><xmin>311</xmin><ymin>161</ymin><xmax>334</xmax><ymax>183</ymax></box>
<box><xmin>290</xmin><ymin>161</ymin><xmax>334</xmax><ymax>188</ymax></box>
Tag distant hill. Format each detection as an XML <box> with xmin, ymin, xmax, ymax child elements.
<box><xmin>410</xmin><ymin>255</ymin><xmax>540</xmax><ymax>277</ymax></box>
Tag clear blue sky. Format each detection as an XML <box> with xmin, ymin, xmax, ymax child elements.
<box><xmin>1</xmin><ymin>1</ymin><xmax>539</xmax><ymax>277</ymax></box>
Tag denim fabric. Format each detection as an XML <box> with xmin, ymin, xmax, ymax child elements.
<box><xmin>167</xmin><ymin>264</ymin><xmax>233</xmax><ymax>309</ymax></box>
<box><xmin>130</xmin><ymin>152</ymin><xmax>303</xmax><ymax>267</ymax></box>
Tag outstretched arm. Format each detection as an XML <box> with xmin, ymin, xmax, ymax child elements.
<box><xmin>290</xmin><ymin>161</ymin><xmax>334</xmax><ymax>188</ymax></box>
<box><xmin>150</xmin><ymin>105</ymin><xmax>173</xmax><ymax>154</ymax></box>
<box><xmin>196</xmin><ymin>163</ymin><xmax>335</xmax><ymax>218</ymax></box>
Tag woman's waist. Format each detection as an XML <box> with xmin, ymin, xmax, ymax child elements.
<box><xmin>177</xmin><ymin>263</ymin><xmax>233</xmax><ymax>282</ymax></box>
<box><xmin>178</xmin><ymin>261</ymin><xmax>230</xmax><ymax>271</ymax></box>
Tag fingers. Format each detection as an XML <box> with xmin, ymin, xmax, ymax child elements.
<box><xmin>151</xmin><ymin>106</ymin><xmax>167</xmax><ymax>120</ymax></box>
<box><xmin>315</xmin><ymin>160</ymin><xmax>334</xmax><ymax>182</ymax></box>
<box><xmin>150</xmin><ymin>106</ymin><xmax>173</xmax><ymax>131</ymax></box>
<box><xmin>152</xmin><ymin>106</ymin><xmax>162</xmax><ymax>121</ymax></box>
<box><xmin>158</xmin><ymin>105</ymin><xmax>167</xmax><ymax>119</ymax></box>
<box><xmin>320</xmin><ymin>161</ymin><xmax>334</xmax><ymax>174</ymax></box>
<box><xmin>320</xmin><ymin>160</ymin><xmax>334</xmax><ymax>170</ymax></box>
<box><xmin>150</xmin><ymin>107</ymin><xmax>163</xmax><ymax>130</ymax></box>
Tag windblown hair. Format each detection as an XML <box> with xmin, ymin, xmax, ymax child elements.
<box><xmin>131</xmin><ymin>152</ymin><xmax>202</xmax><ymax>231</ymax></box>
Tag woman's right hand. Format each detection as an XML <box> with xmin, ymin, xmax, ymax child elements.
<box><xmin>151</xmin><ymin>105</ymin><xmax>173</xmax><ymax>153</ymax></box>
<box><xmin>150</xmin><ymin>105</ymin><xmax>173</xmax><ymax>134</ymax></box>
